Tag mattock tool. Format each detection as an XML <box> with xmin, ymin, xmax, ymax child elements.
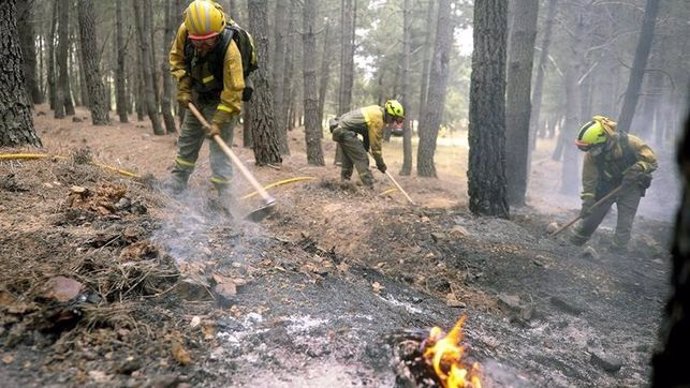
<box><xmin>188</xmin><ymin>102</ymin><xmax>276</xmax><ymax>222</ymax></box>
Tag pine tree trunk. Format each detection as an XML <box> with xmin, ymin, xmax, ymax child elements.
<box><xmin>399</xmin><ymin>0</ymin><xmax>412</xmax><ymax>176</ymax></box>
<box><xmin>530</xmin><ymin>0</ymin><xmax>557</xmax><ymax>141</ymax></box>
<box><xmin>145</xmin><ymin>1</ymin><xmax>160</xmax><ymax>110</ymax></box>
<box><xmin>337</xmin><ymin>0</ymin><xmax>354</xmax><ymax>114</ymax></box>
<box><xmin>617</xmin><ymin>0</ymin><xmax>660</xmax><ymax>133</ymax></box>
<box><xmin>302</xmin><ymin>0</ymin><xmax>324</xmax><ymax>166</ymax></box>
<box><xmin>417</xmin><ymin>0</ymin><xmax>436</xmax><ymax>122</ymax></box>
<box><xmin>467</xmin><ymin>0</ymin><xmax>509</xmax><ymax>218</ymax></box>
<box><xmin>115</xmin><ymin>0</ymin><xmax>128</xmax><ymax>123</ymax></box>
<box><xmin>560</xmin><ymin>5</ymin><xmax>590</xmax><ymax>196</ymax></box>
<box><xmin>317</xmin><ymin>20</ymin><xmax>332</xmax><ymax>129</ymax></box>
<box><xmin>47</xmin><ymin>1</ymin><xmax>57</xmax><ymax>110</ymax></box>
<box><xmin>247</xmin><ymin>0</ymin><xmax>282</xmax><ymax>166</ymax></box>
<box><xmin>276</xmin><ymin>1</ymin><xmax>295</xmax><ymax>154</ymax></box>
<box><xmin>416</xmin><ymin>0</ymin><xmax>454</xmax><ymax>178</ymax></box>
<box><xmin>505</xmin><ymin>0</ymin><xmax>538</xmax><ymax>206</ymax></box>
<box><xmin>55</xmin><ymin>0</ymin><xmax>75</xmax><ymax>118</ymax></box>
<box><xmin>0</xmin><ymin>0</ymin><xmax>41</xmax><ymax>148</ymax></box>
<box><xmin>271</xmin><ymin>0</ymin><xmax>289</xmax><ymax>142</ymax></box>
<box><xmin>132</xmin><ymin>0</ymin><xmax>163</xmax><ymax>135</ymax></box>
<box><xmin>16</xmin><ymin>0</ymin><xmax>43</xmax><ymax>104</ymax></box>
<box><xmin>160</xmin><ymin>0</ymin><xmax>177</xmax><ymax>134</ymax></box>
<box><xmin>77</xmin><ymin>0</ymin><xmax>109</xmax><ymax>125</ymax></box>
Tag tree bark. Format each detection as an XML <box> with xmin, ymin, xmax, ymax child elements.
<box><xmin>417</xmin><ymin>0</ymin><xmax>436</xmax><ymax>123</ymax></box>
<box><xmin>160</xmin><ymin>0</ymin><xmax>177</xmax><ymax>134</ymax></box>
<box><xmin>55</xmin><ymin>0</ymin><xmax>75</xmax><ymax>118</ymax></box>
<box><xmin>132</xmin><ymin>0</ymin><xmax>163</xmax><ymax>135</ymax></box>
<box><xmin>115</xmin><ymin>0</ymin><xmax>128</xmax><ymax>123</ymax></box>
<box><xmin>505</xmin><ymin>0</ymin><xmax>539</xmax><ymax>206</ymax></box>
<box><xmin>145</xmin><ymin>1</ymin><xmax>160</xmax><ymax>110</ymax></box>
<box><xmin>560</xmin><ymin>5</ymin><xmax>590</xmax><ymax>195</ymax></box>
<box><xmin>467</xmin><ymin>0</ymin><xmax>509</xmax><ymax>218</ymax></box>
<box><xmin>337</xmin><ymin>0</ymin><xmax>355</xmax><ymax>114</ymax></box>
<box><xmin>47</xmin><ymin>1</ymin><xmax>58</xmax><ymax>110</ymax></box>
<box><xmin>416</xmin><ymin>0</ymin><xmax>454</xmax><ymax>178</ymax></box>
<box><xmin>617</xmin><ymin>0</ymin><xmax>661</xmax><ymax>133</ymax></box>
<box><xmin>16</xmin><ymin>0</ymin><xmax>42</xmax><ymax>104</ymax></box>
<box><xmin>399</xmin><ymin>0</ymin><xmax>413</xmax><ymax>176</ymax></box>
<box><xmin>317</xmin><ymin>18</ymin><xmax>332</xmax><ymax>128</ymax></box>
<box><xmin>0</xmin><ymin>0</ymin><xmax>41</xmax><ymax>148</ymax></box>
<box><xmin>302</xmin><ymin>0</ymin><xmax>324</xmax><ymax>166</ymax></box>
<box><xmin>247</xmin><ymin>0</ymin><xmax>282</xmax><ymax>166</ymax></box>
<box><xmin>271</xmin><ymin>0</ymin><xmax>289</xmax><ymax>142</ymax></box>
<box><xmin>77</xmin><ymin>0</ymin><xmax>109</xmax><ymax>125</ymax></box>
<box><xmin>530</xmin><ymin>0</ymin><xmax>557</xmax><ymax>141</ymax></box>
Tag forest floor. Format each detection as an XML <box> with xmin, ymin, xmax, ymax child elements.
<box><xmin>0</xmin><ymin>105</ymin><xmax>679</xmax><ymax>387</ymax></box>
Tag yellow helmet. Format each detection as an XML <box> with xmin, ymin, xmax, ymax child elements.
<box><xmin>185</xmin><ymin>0</ymin><xmax>226</xmax><ymax>40</ymax></box>
<box><xmin>575</xmin><ymin>120</ymin><xmax>608</xmax><ymax>151</ymax></box>
<box><xmin>384</xmin><ymin>100</ymin><xmax>405</xmax><ymax>119</ymax></box>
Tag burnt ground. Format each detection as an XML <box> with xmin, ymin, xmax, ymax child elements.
<box><xmin>0</xmin><ymin>106</ymin><xmax>677</xmax><ymax>387</ymax></box>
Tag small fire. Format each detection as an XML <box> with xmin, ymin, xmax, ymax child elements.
<box><xmin>422</xmin><ymin>316</ymin><xmax>482</xmax><ymax>388</ymax></box>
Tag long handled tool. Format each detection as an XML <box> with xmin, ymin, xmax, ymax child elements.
<box><xmin>368</xmin><ymin>152</ymin><xmax>415</xmax><ymax>206</ymax></box>
<box><xmin>187</xmin><ymin>103</ymin><xmax>276</xmax><ymax>222</ymax></box>
<box><xmin>549</xmin><ymin>184</ymin><xmax>624</xmax><ymax>237</ymax></box>
<box><xmin>383</xmin><ymin>170</ymin><xmax>416</xmax><ymax>206</ymax></box>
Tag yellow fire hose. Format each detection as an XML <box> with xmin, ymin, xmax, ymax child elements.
<box><xmin>2</xmin><ymin>153</ymin><xmax>401</xmax><ymax>201</ymax></box>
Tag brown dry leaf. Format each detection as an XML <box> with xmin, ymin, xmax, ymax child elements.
<box><xmin>2</xmin><ymin>354</ymin><xmax>14</xmax><ymax>364</ymax></box>
<box><xmin>171</xmin><ymin>341</ymin><xmax>192</xmax><ymax>365</ymax></box>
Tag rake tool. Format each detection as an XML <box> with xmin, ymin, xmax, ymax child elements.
<box><xmin>369</xmin><ymin>152</ymin><xmax>416</xmax><ymax>206</ymax></box>
<box><xmin>187</xmin><ymin>103</ymin><xmax>276</xmax><ymax>222</ymax></box>
<box><xmin>549</xmin><ymin>184</ymin><xmax>624</xmax><ymax>237</ymax></box>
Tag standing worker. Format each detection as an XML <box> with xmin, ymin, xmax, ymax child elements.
<box><xmin>164</xmin><ymin>0</ymin><xmax>244</xmax><ymax>208</ymax></box>
<box><xmin>569</xmin><ymin>115</ymin><xmax>657</xmax><ymax>252</ymax></box>
<box><xmin>330</xmin><ymin>100</ymin><xmax>405</xmax><ymax>188</ymax></box>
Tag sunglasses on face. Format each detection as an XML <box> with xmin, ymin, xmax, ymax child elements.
<box><xmin>190</xmin><ymin>37</ymin><xmax>219</xmax><ymax>49</ymax></box>
<box><xmin>577</xmin><ymin>142</ymin><xmax>605</xmax><ymax>153</ymax></box>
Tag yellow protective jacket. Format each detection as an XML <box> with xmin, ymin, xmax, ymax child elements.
<box><xmin>169</xmin><ymin>23</ymin><xmax>244</xmax><ymax>125</ymax></box>
<box><xmin>581</xmin><ymin>133</ymin><xmax>657</xmax><ymax>201</ymax></box>
<box><xmin>338</xmin><ymin>105</ymin><xmax>386</xmax><ymax>165</ymax></box>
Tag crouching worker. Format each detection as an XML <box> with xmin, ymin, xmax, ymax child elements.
<box><xmin>163</xmin><ymin>0</ymin><xmax>244</xmax><ymax>207</ymax></box>
<box><xmin>569</xmin><ymin>115</ymin><xmax>657</xmax><ymax>252</ymax></box>
<box><xmin>330</xmin><ymin>100</ymin><xmax>405</xmax><ymax>188</ymax></box>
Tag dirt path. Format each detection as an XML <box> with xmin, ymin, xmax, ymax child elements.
<box><xmin>0</xmin><ymin>107</ymin><xmax>675</xmax><ymax>387</ymax></box>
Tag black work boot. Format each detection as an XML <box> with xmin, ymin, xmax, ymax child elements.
<box><xmin>162</xmin><ymin>175</ymin><xmax>188</xmax><ymax>196</ymax></box>
<box><xmin>214</xmin><ymin>184</ymin><xmax>239</xmax><ymax>219</ymax></box>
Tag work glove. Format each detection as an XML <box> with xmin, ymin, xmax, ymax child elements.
<box><xmin>242</xmin><ymin>77</ymin><xmax>254</xmax><ymax>102</ymax></box>
<box><xmin>580</xmin><ymin>197</ymin><xmax>596</xmax><ymax>218</ymax></box>
<box><xmin>376</xmin><ymin>161</ymin><xmax>387</xmax><ymax>174</ymax></box>
<box><xmin>177</xmin><ymin>91</ymin><xmax>192</xmax><ymax>107</ymax></box>
<box><xmin>206</xmin><ymin>123</ymin><xmax>221</xmax><ymax>139</ymax></box>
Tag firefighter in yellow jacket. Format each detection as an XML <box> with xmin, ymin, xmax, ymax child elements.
<box><xmin>330</xmin><ymin>100</ymin><xmax>405</xmax><ymax>187</ymax></box>
<box><xmin>569</xmin><ymin>115</ymin><xmax>657</xmax><ymax>252</ymax></box>
<box><xmin>164</xmin><ymin>0</ymin><xmax>244</xmax><ymax>200</ymax></box>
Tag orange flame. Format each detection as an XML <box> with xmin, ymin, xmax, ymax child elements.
<box><xmin>422</xmin><ymin>316</ymin><xmax>482</xmax><ymax>388</ymax></box>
